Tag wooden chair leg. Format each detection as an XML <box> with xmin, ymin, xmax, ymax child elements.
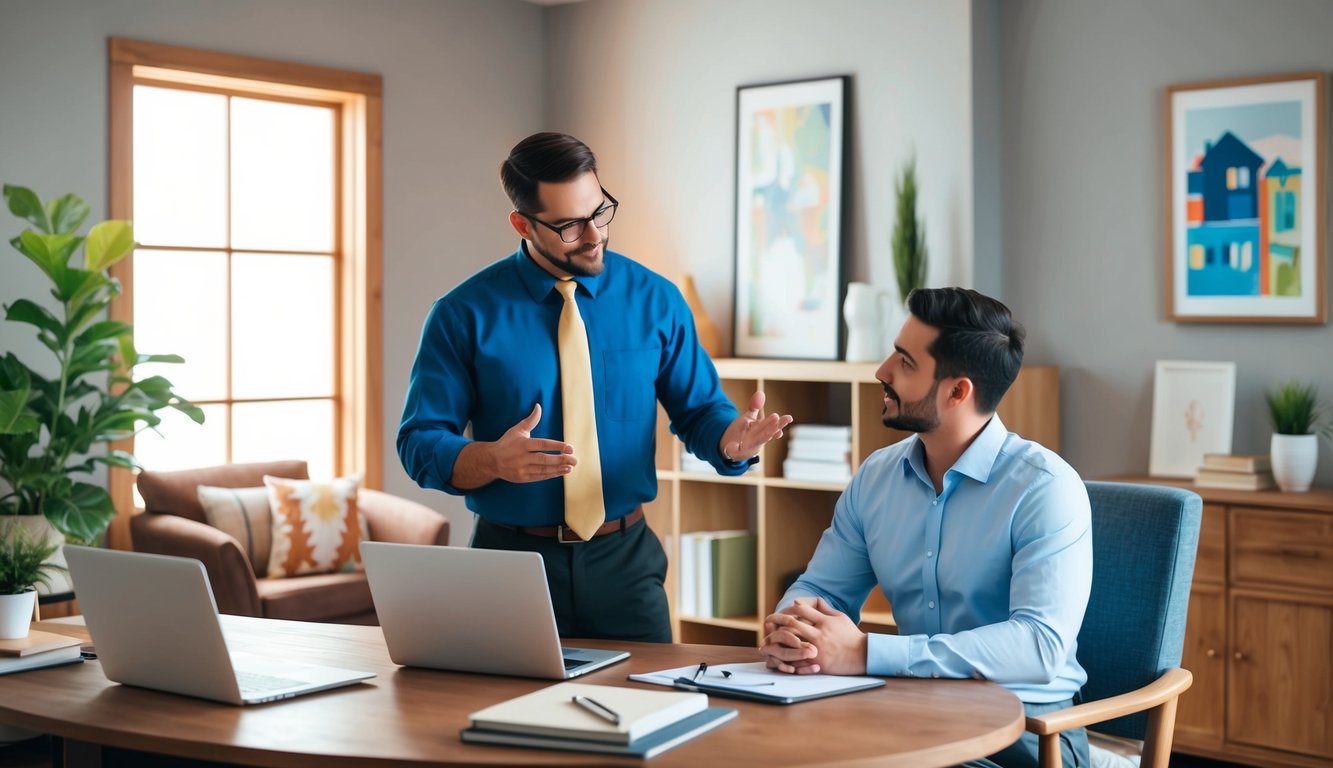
<box><xmin>1038</xmin><ymin>733</ymin><xmax>1063</xmax><ymax>768</ymax></box>
<box><xmin>1140</xmin><ymin>699</ymin><xmax>1180</xmax><ymax>768</ymax></box>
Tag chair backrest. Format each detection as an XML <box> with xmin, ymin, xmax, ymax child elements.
<box><xmin>137</xmin><ymin>461</ymin><xmax>309</xmax><ymax>523</ymax></box>
<box><xmin>1077</xmin><ymin>481</ymin><xmax>1202</xmax><ymax>739</ymax></box>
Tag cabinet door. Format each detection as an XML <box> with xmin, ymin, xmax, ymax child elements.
<box><xmin>1228</xmin><ymin>592</ymin><xmax>1333</xmax><ymax>759</ymax></box>
<box><xmin>1175</xmin><ymin>584</ymin><xmax>1226</xmax><ymax>748</ymax></box>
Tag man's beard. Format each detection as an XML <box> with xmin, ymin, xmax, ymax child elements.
<box><xmin>882</xmin><ymin>379</ymin><xmax>942</xmax><ymax>433</ymax></box>
<box><xmin>530</xmin><ymin>234</ymin><xmax>608</xmax><ymax>277</ymax></box>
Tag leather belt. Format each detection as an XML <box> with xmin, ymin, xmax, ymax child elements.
<box><xmin>488</xmin><ymin>506</ymin><xmax>645</xmax><ymax>543</ymax></box>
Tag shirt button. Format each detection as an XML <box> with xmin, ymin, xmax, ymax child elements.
<box><xmin>928</xmin><ymin>601</ymin><xmax>936</xmax><ymax>609</ymax></box>
<box><xmin>932</xmin><ymin>500</ymin><xmax>938</xmax><ymax>506</ymax></box>
<box><xmin>926</xmin><ymin>550</ymin><xmax>933</xmax><ymax>558</ymax></box>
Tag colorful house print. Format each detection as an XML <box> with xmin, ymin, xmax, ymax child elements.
<box><xmin>1261</xmin><ymin>157</ymin><xmax>1302</xmax><ymax>296</ymax></box>
<box><xmin>1186</xmin><ymin>131</ymin><xmax>1262</xmax><ymax>297</ymax></box>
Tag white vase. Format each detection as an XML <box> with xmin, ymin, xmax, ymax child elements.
<box><xmin>0</xmin><ymin>590</ymin><xmax>35</xmax><ymax>640</ymax></box>
<box><xmin>1270</xmin><ymin>433</ymin><xmax>1318</xmax><ymax>493</ymax></box>
<box><xmin>844</xmin><ymin>282</ymin><xmax>893</xmax><ymax>362</ymax></box>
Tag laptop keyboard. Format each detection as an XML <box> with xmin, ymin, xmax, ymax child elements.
<box><xmin>562</xmin><ymin>657</ymin><xmax>584</xmax><ymax>670</ymax></box>
<box><xmin>236</xmin><ymin>670</ymin><xmax>304</xmax><ymax>693</ymax></box>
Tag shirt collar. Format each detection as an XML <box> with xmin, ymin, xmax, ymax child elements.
<box><xmin>899</xmin><ymin>414</ymin><xmax>1009</xmax><ymax>486</ymax></box>
<box><xmin>511</xmin><ymin>241</ymin><xmax>605</xmax><ymax>302</ymax></box>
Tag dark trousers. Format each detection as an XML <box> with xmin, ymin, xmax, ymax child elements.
<box><xmin>962</xmin><ymin>698</ymin><xmax>1090</xmax><ymax>768</ymax></box>
<box><xmin>471</xmin><ymin>515</ymin><xmax>672</xmax><ymax>643</ymax></box>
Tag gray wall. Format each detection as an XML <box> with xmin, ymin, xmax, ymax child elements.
<box><xmin>0</xmin><ymin>0</ymin><xmax>545</xmax><ymax>538</ymax></box>
<box><xmin>543</xmin><ymin>0</ymin><xmax>986</xmax><ymax>355</ymax></box>
<box><xmin>1001</xmin><ymin>0</ymin><xmax>1333</xmax><ymax>486</ymax></box>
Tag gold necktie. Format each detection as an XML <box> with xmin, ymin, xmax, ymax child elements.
<box><xmin>555</xmin><ymin>279</ymin><xmax>605</xmax><ymax>540</ymax></box>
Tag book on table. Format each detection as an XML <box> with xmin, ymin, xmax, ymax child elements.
<box><xmin>0</xmin><ymin>629</ymin><xmax>84</xmax><ymax>675</ymax></box>
<box><xmin>1193</xmin><ymin>467</ymin><xmax>1276</xmax><ymax>490</ymax></box>
<box><xmin>466</xmin><ymin>681</ymin><xmax>709</xmax><ymax>744</ymax></box>
<box><xmin>460</xmin><ymin>706</ymin><xmax>738</xmax><ymax>759</ymax></box>
<box><xmin>1201</xmin><ymin>453</ymin><xmax>1270</xmax><ymax>473</ymax></box>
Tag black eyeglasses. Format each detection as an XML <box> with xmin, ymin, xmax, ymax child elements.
<box><xmin>520</xmin><ymin>188</ymin><xmax>619</xmax><ymax>243</ymax></box>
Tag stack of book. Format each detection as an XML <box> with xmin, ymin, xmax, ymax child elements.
<box><xmin>461</xmin><ymin>681</ymin><xmax>738</xmax><ymax>758</ymax></box>
<box><xmin>680</xmin><ymin>450</ymin><xmax>758</xmax><ymax>474</ymax></box>
<box><xmin>0</xmin><ymin>629</ymin><xmax>84</xmax><ymax>675</ymax></box>
<box><xmin>1194</xmin><ymin>453</ymin><xmax>1275</xmax><ymax>490</ymax></box>
<box><xmin>782</xmin><ymin>424</ymin><xmax>852</xmax><ymax>483</ymax></box>
<box><xmin>677</xmin><ymin>530</ymin><xmax>756</xmax><ymax>619</ymax></box>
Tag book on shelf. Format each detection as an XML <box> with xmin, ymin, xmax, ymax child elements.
<box><xmin>678</xmin><ymin>531</ymin><xmax>755</xmax><ymax>619</ymax></box>
<box><xmin>0</xmin><ymin>630</ymin><xmax>84</xmax><ymax>676</ymax></box>
<box><xmin>466</xmin><ymin>681</ymin><xmax>708</xmax><ymax>745</ymax></box>
<box><xmin>786</xmin><ymin>439</ymin><xmax>852</xmax><ymax>463</ymax></box>
<box><xmin>782</xmin><ymin>458</ymin><xmax>852</xmax><ymax>483</ymax></box>
<box><xmin>460</xmin><ymin>705</ymin><xmax>738</xmax><ymax>758</ymax></box>
<box><xmin>786</xmin><ymin>424</ymin><xmax>852</xmax><ymax>441</ymax></box>
<box><xmin>1201</xmin><ymin>453</ymin><xmax>1271</xmax><ymax>473</ymax></box>
<box><xmin>1194</xmin><ymin>467</ymin><xmax>1276</xmax><ymax>490</ymax></box>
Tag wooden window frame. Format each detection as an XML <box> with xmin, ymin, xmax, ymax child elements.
<box><xmin>107</xmin><ymin>37</ymin><xmax>383</xmax><ymax>549</ymax></box>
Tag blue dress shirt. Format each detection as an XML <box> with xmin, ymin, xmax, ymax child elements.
<box><xmin>398</xmin><ymin>245</ymin><xmax>748</xmax><ymax>526</ymax></box>
<box><xmin>779</xmin><ymin>416</ymin><xmax>1092</xmax><ymax>704</ymax></box>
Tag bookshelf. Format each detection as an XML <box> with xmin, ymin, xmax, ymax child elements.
<box><xmin>644</xmin><ymin>359</ymin><xmax>1061</xmax><ymax>646</ymax></box>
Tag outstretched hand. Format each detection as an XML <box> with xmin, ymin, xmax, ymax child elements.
<box><xmin>719</xmin><ymin>391</ymin><xmax>794</xmax><ymax>463</ymax></box>
<box><xmin>485</xmin><ymin>404</ymin><xmax>577</xmax><ymax>483</ymax></box>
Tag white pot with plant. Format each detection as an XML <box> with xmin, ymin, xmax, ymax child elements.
<box><xmin>1265</xmin><ymin>381</ymin><xmax>1328</xmax><ymax>493</ymax></box>
<box><xmin>0</xmin><ymin>519</ymin><xmax>67</xmax><ymax>639</ymax></box>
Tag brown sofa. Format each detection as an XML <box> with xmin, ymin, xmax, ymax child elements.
<box><xmin>131</xmin><ymin>461</ymin><xmax>449</xmax><ymax>625</ymax></box>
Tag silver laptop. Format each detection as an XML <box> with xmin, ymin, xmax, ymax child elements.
<box><xmin>360</xmin><ymin>541</ymin><xmax>629</xmax><ymax>679</ymax></box>
<box><xmin>64</xmin><ymin>546</ymin><xmax>374</xmax><ymax>705</ymax></box>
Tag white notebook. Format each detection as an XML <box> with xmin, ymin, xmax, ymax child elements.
<box><xmin>468</xmin><ymin>682</ymin><xmax>707</xmax><ymax>745</ymax></box>
<box><xmin>630</xmin><ymin>661</ymin><xmax>884</xmax><ymax>704</ymax></box>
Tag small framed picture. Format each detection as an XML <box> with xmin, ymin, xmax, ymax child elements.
<box><xmin>732</xmin><ymin>75</ymin><xmax>849</xmax><ymax>359</ymax></box>
<box><xmin>1149</xmin><ymin>360</ymin><xmax>1237</xmax><ymax>478</ymax></box>
<box><xmin>1165</xmin><ymin>71</ymin><xmax>1326</xmax><ymax>323</ymax></box>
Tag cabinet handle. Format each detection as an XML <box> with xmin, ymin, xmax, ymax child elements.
<box><xmin>1279</xmin><ymin>548</ymin><xmax>1322</xmax><ymax>559</ymax></box>
<box><xmin>1205</xmin><ymin>648</ymin><xmax>1217</xmax><ymax>658</ymax></box>
<box><xmin>1233</xmin><ymin>651</ymin><xmax>1246</xmax><ymax>661</ymax></box>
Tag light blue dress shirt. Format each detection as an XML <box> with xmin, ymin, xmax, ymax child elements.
<box><xmin>779</xmin><ymin>416</ymin><xmax>1092</xmax><ymax>704</ymax></box>
<box><xmin>398</xmin><ymin>245</ymin><xmax>749</xmax><ymax>526</ymax></box>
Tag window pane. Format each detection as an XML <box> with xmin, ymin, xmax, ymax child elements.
<box><xmin>232</xmin><ymin>400</ymin><xmax>334</xmax><ymax>480</ymax></box>
<box><xmin>230</xmin><ymin>253</ymin><xmax>334</xmax><ymax>399</ymax></box>
<box><xmin>133</xmin><ymin>86</ymin><xmax>228</xmax><ymax>247</ymax></box>
<box><xmin>132</xmin><ymin>250</ymin><xmax>229</xmax><ymax>401</ymax></box>
<box><xmin>132</xmin><ymin>403</ymin><xmax>229</xmax><ymax>507</ymax></box>
<box><xmin>231</xmin><ymin>98</ymin><xmax>335</xmax><ymax>252</ymax></box>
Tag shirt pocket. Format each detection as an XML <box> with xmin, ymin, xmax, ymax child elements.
<box><xmin>602</xmin><ymin>346</ymin><xmax>660</xmax><ymax>421</ymax></box>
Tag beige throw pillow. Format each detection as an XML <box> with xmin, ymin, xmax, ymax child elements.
<box><xmin>263</xmin><ymin>474</ymin><xmax>366</xmax><ymax>579</ymax></box>
<box><xmin>197</xmin><ymin>485</ymin><xmax>274</xmax><ymax>578</ymax></box>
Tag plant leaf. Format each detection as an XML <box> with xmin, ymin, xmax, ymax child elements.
<box><xmin>75</xmin><ymin>320</ymin><xmax>133</xmax><ymax>346</ymax></box>
<box><xmin>0</xmin><ymin>386</ymin><xmax>39</xmax><ymax>435</ymax></box>
<box><xmin>46</xmin><ymin>193</ymin><xmax>90</xmax><ymax>235</ymax></box>
<box><xmin>4</xmin><ymin>299</ymin><xmax>63</xmax><ymax>337</ymax></box>
<box><xmin>85</xmin><ymin>220</ymin><xmax>134</xmax><ymax>272</ymax></box>
<box><xmin>3</xmin><ymin>184</ymin><xmax>50</xmax><ymax>233</ymax></box>
<box><xmin>42</xmin><ymin>482</ymin><xmax>115</xmax><ymax>545</ymax></box>
<box><xmin>14</xmin><ymin>231</ymin><xmax>75</xmax><ymax>283</ymax></box>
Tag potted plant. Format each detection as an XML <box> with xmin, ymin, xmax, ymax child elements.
<box><xmin>1265</xmin><ymin>380</ymin><xmax>1330</xmax><ymax>493</ymax></box>
<box><xmin>0</xmin><ymin>185</ymin><xmax>202</xmax><ymax>550</ymax></box>
<box><xmin>892</xmin><ymin>156</ymin><xmax>928</xmax><ymax>307</ymax></box>
<box><xmin>0</xmin><ymin>519</ymin><xmax>66</xmax><ymax>639</ymax></box>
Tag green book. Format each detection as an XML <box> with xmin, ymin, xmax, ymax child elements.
<box><xmin>710</xmin><ymin>533</ymin><xmax>756</xmax><ymax>617</ymax></box>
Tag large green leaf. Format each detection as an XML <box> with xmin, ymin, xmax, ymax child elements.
<box><xmin>75</xmin><ymin>320</ymin><xmax>133</xmax><ymax>346</ymax></box>
<box><xmin>53</xmin><ymin>268</ymin><xmax>105</xmax><ymax>305</ymax></box>
<box><xmin>4</xmin><ymin>299</ymin><xmax>63</xmax><ymax>337</ymax></box>
<box><xmin>0</xmin><ymin>385</ymin><xmax>39</xmax><ymax>435</ymax></box>
<box><xmin>3</xmin><ymin>184</ymin><xmax>50</xmax><ymax>233</ymax></box>
<box><xmin>85</xmin><ymin>220</ymin><xmax>134</xmax><ymax>272</ymax></box>
<box><xmin>46</xmin><ymin>193</ymin><xmax>90</xmax><ymax>235</ymax></box>
<box><xmin>42</xmin><ymin>482</ymin><xmax>115</xmax><ymax>545</ymax></box>
<box><xmin>14</xmin><ymin>231</ymin><xmax>76</xmax><ymax>283</ymax></box>
<box><xmin>172</xmin><ymin>399</ymin><xmax>206</xmax><ymax>425</ymax></box>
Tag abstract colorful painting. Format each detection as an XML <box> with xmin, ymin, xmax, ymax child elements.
<box><xmin>1167</xmin><ymin>72</ymin><xmax>1326</xmax><ymax>323</ymax></box>
<box><xmin>733</xmin><ymin>76</ymin><xmax>847</xmax><ymax>358</ymax></box>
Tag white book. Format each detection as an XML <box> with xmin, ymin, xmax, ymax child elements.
<box><xmin>467</xmin><ymin>682</ymin><xmax>708</xmax><ymax>745</ymax></box>
<box><xmin>787</xmin><ymin>424</ymin><xmax>852</xmax><ymax>441</ymax></box>
<box><xmin>783</xmin><ymin>459</ymin><xmax>852</xmax><ymax>483</ymax></box>
<box><xmin>694</xmin><ymin>532</ymin><xmax>714</xmax><ymax>618</ymax></box>
<box><xmin>786</xmin><ymin>441</ymin><xmax>852</xmax><ymax>462</ymax></box>
<box><xmin>678</xmin><ymin>532</ymin><xmax>698</xmax><ymax>617</ymax></box>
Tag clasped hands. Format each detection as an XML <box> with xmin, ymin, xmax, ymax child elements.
<box><xmin>760</xmin><ymin>597</ymin><xmax>868</xmax><ymax>676</ymax></box>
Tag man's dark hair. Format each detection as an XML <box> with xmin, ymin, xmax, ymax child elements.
<box><xmin>906</xmin><ymin>287</ymin><xmax>1025</xmax><ymax>414</ymax></box>
<box><xmin>499</xmin><ymin>132</ymin><xmax>598</xmax><ymax>214</ymax></box>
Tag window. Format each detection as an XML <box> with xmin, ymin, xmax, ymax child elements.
<box><xmin>1226</xmin><ymin>167</ymin><xmax>1237</xmax><ymax>190</ymax></box>
<box><xmin>107</xmin><ymin>39</ymin><xmax>383</xmax><ymax>547</ymax></box>
<box><xmin>1238</xmin><ymin>166</ymin><xmax>1250</xmax><ymax>189</ymax></box>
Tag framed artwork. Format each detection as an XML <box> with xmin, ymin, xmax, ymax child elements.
<box><xmin>732</xmin><ymin>75</ymin><xmax>849</xmax><ymax>359</ymax></box>
<box><xmin>1149</xmin><ymin>360</ymin><xmax>1237</xmax><ymax>478</ymax></box>
<box><xmin>1165</xmin><ymin>71</ymin><xmax>1326</xmax><ymax>323</ymax></box>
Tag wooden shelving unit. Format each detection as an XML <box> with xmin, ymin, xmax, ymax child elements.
<box><xmin>643</xmin><ymin>359</ymin><xmax>1061</xmax><ymax>646</ymax></box>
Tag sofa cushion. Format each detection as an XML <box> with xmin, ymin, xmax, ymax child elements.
<box><xmin>256</xmin><ymin>571</ymin><xmax>374</xmax><ymax>623</ymax></box>
<box><xmin>264</xmin><ymin>474</ymin><xmax>365</xmax><ymax>578</ymax></box>
<box><xmin>138</xmin><ymin>461</ymin><xmax>309</xmax><ymax>524</ymax></box>
<box><xmin>197</xmin><ymin>485</ymin><xmax>273</xmax><ymax>578</ymax></box>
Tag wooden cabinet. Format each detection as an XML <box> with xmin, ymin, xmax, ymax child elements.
<box><xmin>647</xmin><ymin>359</ymin><xmax>1060</xmax><ymax>647</ymax></box>
<box><xmin>1123</xmin><ymin>480</ymin><xmax>1333</xmax><ymax>767</ymax></box>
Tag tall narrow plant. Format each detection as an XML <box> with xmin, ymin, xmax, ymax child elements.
<box><xmin>1265</xmin><ymin>380</ymin><xmax>1330</xmax><ymax>439</ymax></box>
<box><xmin>892</xmin><ymin>157</ymin><xmax>928</xmax><ymax>305</ymax></box>
<box><xmin>0</xmin><ymin>185</ymin><xmax>202</xmax><ymax>544</ymax></box>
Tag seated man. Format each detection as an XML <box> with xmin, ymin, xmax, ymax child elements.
<box><xmin>760</xmin><ymin>287</ymin><xmax>1092</xmax><ymax>768</ymax></box>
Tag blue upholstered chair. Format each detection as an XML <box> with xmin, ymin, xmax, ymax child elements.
<box><xmin>1026</xmin><ymin>481</ymin><xmax>1203</xmax><ymax>768</ymax></box>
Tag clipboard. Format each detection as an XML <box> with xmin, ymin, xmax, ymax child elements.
<box><xmin>628</xmin><ymin>661</ymin><xmax>885</xmax><ymax>705</ymax></box>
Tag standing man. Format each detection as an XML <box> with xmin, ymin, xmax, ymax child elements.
<box><xmin>399</xmin><ymin>132</ymin><xmax>792</xmax><ymax>643</ymax></box>
<box><xmin>760</xmin><ymin>287</ymin><xmax>1091</xmax><ymax>768</ymax></box>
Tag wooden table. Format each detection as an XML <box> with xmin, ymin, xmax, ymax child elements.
<box><xmin>1</xmin><ymin>617</ymin><xmax>1024</xmax><ymax>767</ymax></box>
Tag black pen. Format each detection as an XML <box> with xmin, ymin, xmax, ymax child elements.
<box><xmin>571</xmin><ymin>694</ymin><xmax>621</xmax><ymax>725</ymax></box>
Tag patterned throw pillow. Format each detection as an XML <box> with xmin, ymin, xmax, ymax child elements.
<box><xmin>263</xmin><ymin>474</ymin><xmax>366</xmax><ymax>579</ymax></box>
<box><xmin>197</xmin><ymin>485</ymin><xmax>273</xmax><ymax>578</ymax></box>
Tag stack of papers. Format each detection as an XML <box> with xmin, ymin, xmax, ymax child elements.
<box><xmin>0</xmin><ymin>629</ymin><xmax>84</xmax><ymax>676</ymax></box>
<box><xmin>461</xmin><ymin>681</ymin><xmax>737</xmax><ymax>758</ymax></box>
<box><xmin>630</xmin><ymin>661</ymin><xmax>885</xmax><ymax>704</ymax></box>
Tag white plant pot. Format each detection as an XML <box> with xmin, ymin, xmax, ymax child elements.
<box><xmin>1271</xmin><ymin>433</ymin><xmax>1318</xmax><ymax>493</ymax></box>
<box><xmin>0</xmin><ymin>590</ymin><xmax>35</xmax><ymax>640</ymax></box>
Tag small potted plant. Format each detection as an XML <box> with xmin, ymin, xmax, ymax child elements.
<box><xmin>0</xmin><ymin>520</ymin><xmax>67</xmax><ymax>639</ymax></box>
<box><xmin>1265</xmin><ymin>381</ymin><xmax>1329</xmax><ymax>493</ymax></box>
